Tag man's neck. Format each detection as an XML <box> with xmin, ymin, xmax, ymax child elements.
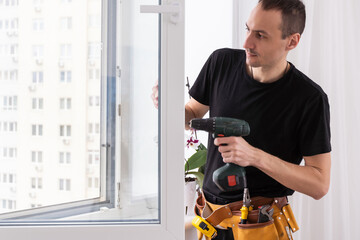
<box><xmin>248</xmin><ymin>61</ymin><xmax>289</xmax><ymax>84</ymax></box>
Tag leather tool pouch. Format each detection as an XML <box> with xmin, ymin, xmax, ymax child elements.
<box><xmin>232</xmin><ymin>206</ymin><xmax>279</xmax><ymax>240</ymax></box>
<box><xmin>272</xmin><ymin>204</ymin><xmax>299</xmax><ymax>240</ymax></box>
<box><xmin>235</xmin><ymin>220</ymin><xmax>279</xmax><ymax>240</ymax></box>
<box><xmin>194</xmin><ymin>194</ymin><xmax>299</xmax><ymax>240</ymax></box>
<box><xmin>234</xmin><ymin>202</ymin><xmax>299</xmax><ymax>240</ymax></box>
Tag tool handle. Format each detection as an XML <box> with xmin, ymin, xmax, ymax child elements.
<box><xmin>240</xmin><ymin>205</ymin><xmax>248</xmax><ymax>224</ymax></box>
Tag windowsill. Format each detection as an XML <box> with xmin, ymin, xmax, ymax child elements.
<box><xmin>60</xmin><ymin>200</ymin><xmax>158</xmax><ymax>222</ymax></box>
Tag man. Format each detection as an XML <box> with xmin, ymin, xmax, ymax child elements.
<box><xmin>153</xmin><ymin>0</ymin><xmax>331</xmax><ymax>239</ymax></box>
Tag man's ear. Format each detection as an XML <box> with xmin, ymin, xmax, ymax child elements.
<box><xmin>286</xmin><ymin>33</ymin><xmax>301</xmax><ymax>50</ymax></box>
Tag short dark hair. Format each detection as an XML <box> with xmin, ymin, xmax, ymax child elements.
<box><xmin>258</xmin><ymin>0</ymin><xmax>306</xmax><ymax>39</ymax></box>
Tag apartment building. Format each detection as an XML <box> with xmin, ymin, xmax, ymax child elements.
<box><xmin>0</xmin><ymin>0</ymin><xmax>101</xmax><ymax>214</ymax></box>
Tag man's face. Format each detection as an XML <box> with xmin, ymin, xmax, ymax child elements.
<box><xmin>243</xmin><ymin>4</ymin><xmax>289</xmax><ymax>68</ymax></box>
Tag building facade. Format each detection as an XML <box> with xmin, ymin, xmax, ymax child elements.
<box><xmin>0</xmin><ymin>0</ymin><xmax>101</xmax><ymax>214</ymax></box>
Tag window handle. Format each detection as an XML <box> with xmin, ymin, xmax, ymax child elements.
<box><xmin>140</xmin><ymin>1</ymin><xmax>182</xmax><ymax>24</ymax></box>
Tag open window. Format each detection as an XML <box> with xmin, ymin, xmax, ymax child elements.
<box><xmin>0</xmin><ymin>0</ymin><xmax>184</xmax><ymax>239</ymax></box>
<box><xmin>0</xmin><ymin>0</ymin><xmax>112</xmax><ymax>221</ymax></box>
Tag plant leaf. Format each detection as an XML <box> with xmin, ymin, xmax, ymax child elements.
<box><xmin>198</xmin><ymin>164</ymin><xmax>205</xmax><ymax>174</ymax></box>
<box><xmin>184</xmin><ymin>149</ymin><xmax>207</xmax><ymax>172</ymax></box>
<box><xmin>198</xmin><ymin>143</ymin><xmax>207</xmax><ymax>151</ymax></box>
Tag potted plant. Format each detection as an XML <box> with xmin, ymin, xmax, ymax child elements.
<box><xmin>184</xmin><ymin>133</ymin><xmax>207</xmax><ymax>215</ymax></box>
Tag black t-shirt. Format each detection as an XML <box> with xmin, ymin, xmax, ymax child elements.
<box><xmin>189</xmin><ymin>48</ymin><xmax>331</xmax><ymax>202</ymax></box>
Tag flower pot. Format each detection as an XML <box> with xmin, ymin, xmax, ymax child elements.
<box><xmin>185</xmin><ymin>177</ymin><xmax>197</xmax><ymax>216</ymax></box>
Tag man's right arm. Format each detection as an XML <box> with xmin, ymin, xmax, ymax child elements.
<box><xmin>185</xmin><ymin>98</ymin><xmax>209</xmax><ymax>130</ymax></box>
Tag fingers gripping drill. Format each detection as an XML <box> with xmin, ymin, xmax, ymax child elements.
<box><xmin>190</xmin><ymin>117</ymin><xmax>252</xmax><ymax>224</ymax></box>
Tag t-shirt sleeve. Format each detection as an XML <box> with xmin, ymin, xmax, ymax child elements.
<box><xmin>188</xmin><ymin>52</ymin><xmax>216</xmax><ymax>106</ymax></box>
<box><xmin>298</xmin><ymin>93</ymin><xmax>331</xmax><ymax>156</ymax></box>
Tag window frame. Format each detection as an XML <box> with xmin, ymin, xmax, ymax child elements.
<box><xmin>0</xmin><ymin>0</ymin><xmax>185</xmax><ymax>239</ymax></box>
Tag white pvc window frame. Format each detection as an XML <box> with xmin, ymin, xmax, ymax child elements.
<box><xmin>0</xmin><ymin>0</ymin><xmax>185</xmax><ymax>239</ymax></box>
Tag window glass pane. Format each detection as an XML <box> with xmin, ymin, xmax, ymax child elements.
<box><xmin>118</xmin><ymin>0</ymin><xmax>160</xmax><ymax>222</ymax></box>
<box><xmin>0</xmin><ymin>0</ymin><xmax>161</xmax><ymax>225</ymax></box>
<box><xmin>0</xmin><ymin>0</ymin><xmax>102</xmax><ymax>218</ymax></box>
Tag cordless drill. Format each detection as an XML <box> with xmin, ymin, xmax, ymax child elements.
<box><xmin>190</xmin><ymin>117</ymin><xmax>252</xmax><ymax>224</ymax></box>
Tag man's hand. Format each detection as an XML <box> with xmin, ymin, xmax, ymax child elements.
<box><xmin>185</xmin><ymin>98</ymin><xmax>209</xmax><ymax>130</ymax></box>
<box><xmin>214</xmin><ymin>136</ymin><xmax>331</xmax><ymax>200</ymax></box>
<box><xmin>151</xmin><ymin>80</ymin><xmax>158</xmax><ymax>109</ymax></box>
<box><xmin>214</xmin><ymin>136</ymin><xmax>257</xmax><ymax>167</ymax></box>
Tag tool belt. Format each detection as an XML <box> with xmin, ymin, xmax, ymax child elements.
<box><xmin>194</xmin><ymin>193</ymin><xmax>299</xmax><ymax>240</ymax></box>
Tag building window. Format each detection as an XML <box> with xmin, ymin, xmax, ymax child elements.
<box><xmin>31</xmin><ymin>177</ymin><xmax>42</xmax><ymax>189</ymax></box>
<box><xmin>10</xmin><ymin>44</ymin><xmax>18</xmax><ymax>57</ymax></box>
<box><xmin>31</xmin><ymin>151</ymin><xmax>43</xmax><ymax>163</ymax></box>
<box><xmin>60</xmin><ymin>17</ymin><xmax>72</xmax><ymax>30</ymax></box>
<box><xmin>0</xmin><ymin>173</ymin><xmax>16</xmax><ymax>184</ymax></box>
<box><xmin>2</xmin><ymin>96</ymin><xmax>17</xmax><ymax>110</ymax></box>
<box><xmin>0</xmin><ymin>70</ymin><xmax>18</xmax><ymax>81</ymax></box>
<box><xmin>59</xmin><ymin>98</ymin><xmax>71</xmax><ymax>110</ymax></box>
<box><xmin>88</xmin><ymin>68</ymin><xmax>100</xmax><ymax>81</ymax></box>
<box><xmin>59</xmin><ymin>125</ymin><xmax>71</xmax><ymax>137</ymax></box>
<box><xmin>60</xmin><ymin>70</ymin><xmax>71</xmax><ymax>83</ymax></box>
<box><xmin>88</xmin><ymin>150</ymin><xmax>100</xmax><ymax>165</ymax></box>
<box><xmin>8</xmin><ymin>173</ymin><xmax>15</xmax><ymax>184</ymax></box>
<box><xmin>60</xmin><ymin>44</ymin><xmax>72</xmax><ymax>59</ymax></box>
<box><xmin>88</xmin><ymin>123</ymin><xmax>100</xmax><ymax>135</ymax></box>
<box><xmin>32</xmin><ymin>45</ymin><xmax>44</xmax><ymax>58</ymax></box>
<box><xmin>59</xmin><ymin>152</ymin><xmax>71</xmax><ymax>164</ymax></box>
<box><xmin>31</xmin><ymin>124</ymin><xmax>43</xmax><ymax>136</ymax></box>
<box><xmin>88</xmin><ymin>42</ymin><xmax>101</xmax><ymax>59</ymax></box>
<box><xmin>9</xmin><ymin>122</ymin><xmax>17</xmax><ymax>132</ymax></box>
<box><xmin>32</xmin><ymin>98</ymin><xmax>44</xmax><ymax>110</ymax></box>
<box><xmin>0</xmin><ymin>121</ymin><xmax>17</xmax><ymax>133</ymax></box>
<box><xmin>9</xmin><ymin>148</ymin><xmax>17</xmax><ymax>159</ymax></box>
<box><xmin>2</xmin><ymin>174</ymin><xmax>7</xmax><ymax>183</ymax></box>
<box><xmin>8</xmin><ymin>200</ymin><xmax>15</xmax><ymax>209</ymax></box>
<box><xmin>1</xmin><ymin>199</ymin><xmax>16</xmax><ymax>210</ymax></box>
<box><xmin>30</xmin><ymin>203</ymin><xmax>42</xmax><ymax>208</ymax></box>
<box><xmin>88</xmin><ymin>96</ymin><xmax>100</xmax><ymax>107</ymax></box>
<box><xmin>88</xmin><ymin>177</ymin><xmax>99</xmax><ymax>188</ymax></box>
<box><xmin>32</xmin><ymin>71</ymin><xmax>44</xmax><ymax>84</ymax></box>
<box><xmin>2</xmin><ymin>147</ymin><xmax>17</xmax><ymax>159</ymax></box>
<box><xmin>59</xmin><ymin>179</ymin><xmax>71</xmax><ymax>191</ymax></box>
<box><xmin>9</xmin><ymin>70</ymin><xmax>17</xmax><ymax>81</ymax></box>
<box><xmin>32</xmin><ymin>18</ymin><xmax>44</xmax><ymax>32</ymax></box>
<box><xmin>10</xmin><ymin>18</ymin><xmax>18</xmax><ymax>31</ymax></box>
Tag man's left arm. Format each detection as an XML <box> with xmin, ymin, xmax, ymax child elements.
<box><xmin>215</xmin><ymin>137</ymin><xmax>331</xmax><ymax>200</ymax></box>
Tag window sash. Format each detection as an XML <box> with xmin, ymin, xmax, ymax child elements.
<box><xmin>0</xmin><ymin>0</ymin><xmax>113</xmax><ymax>221</ymax></box>
<box><xmin>0</xmin><ymin>1</ymin><xmax>185</xmax><ymax>239</ymax></box>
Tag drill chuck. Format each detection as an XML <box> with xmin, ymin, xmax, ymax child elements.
<box><xmin>189</xmin><ymin>118</ymin><xmax>215</xmax><ymax>133</ymax></box>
